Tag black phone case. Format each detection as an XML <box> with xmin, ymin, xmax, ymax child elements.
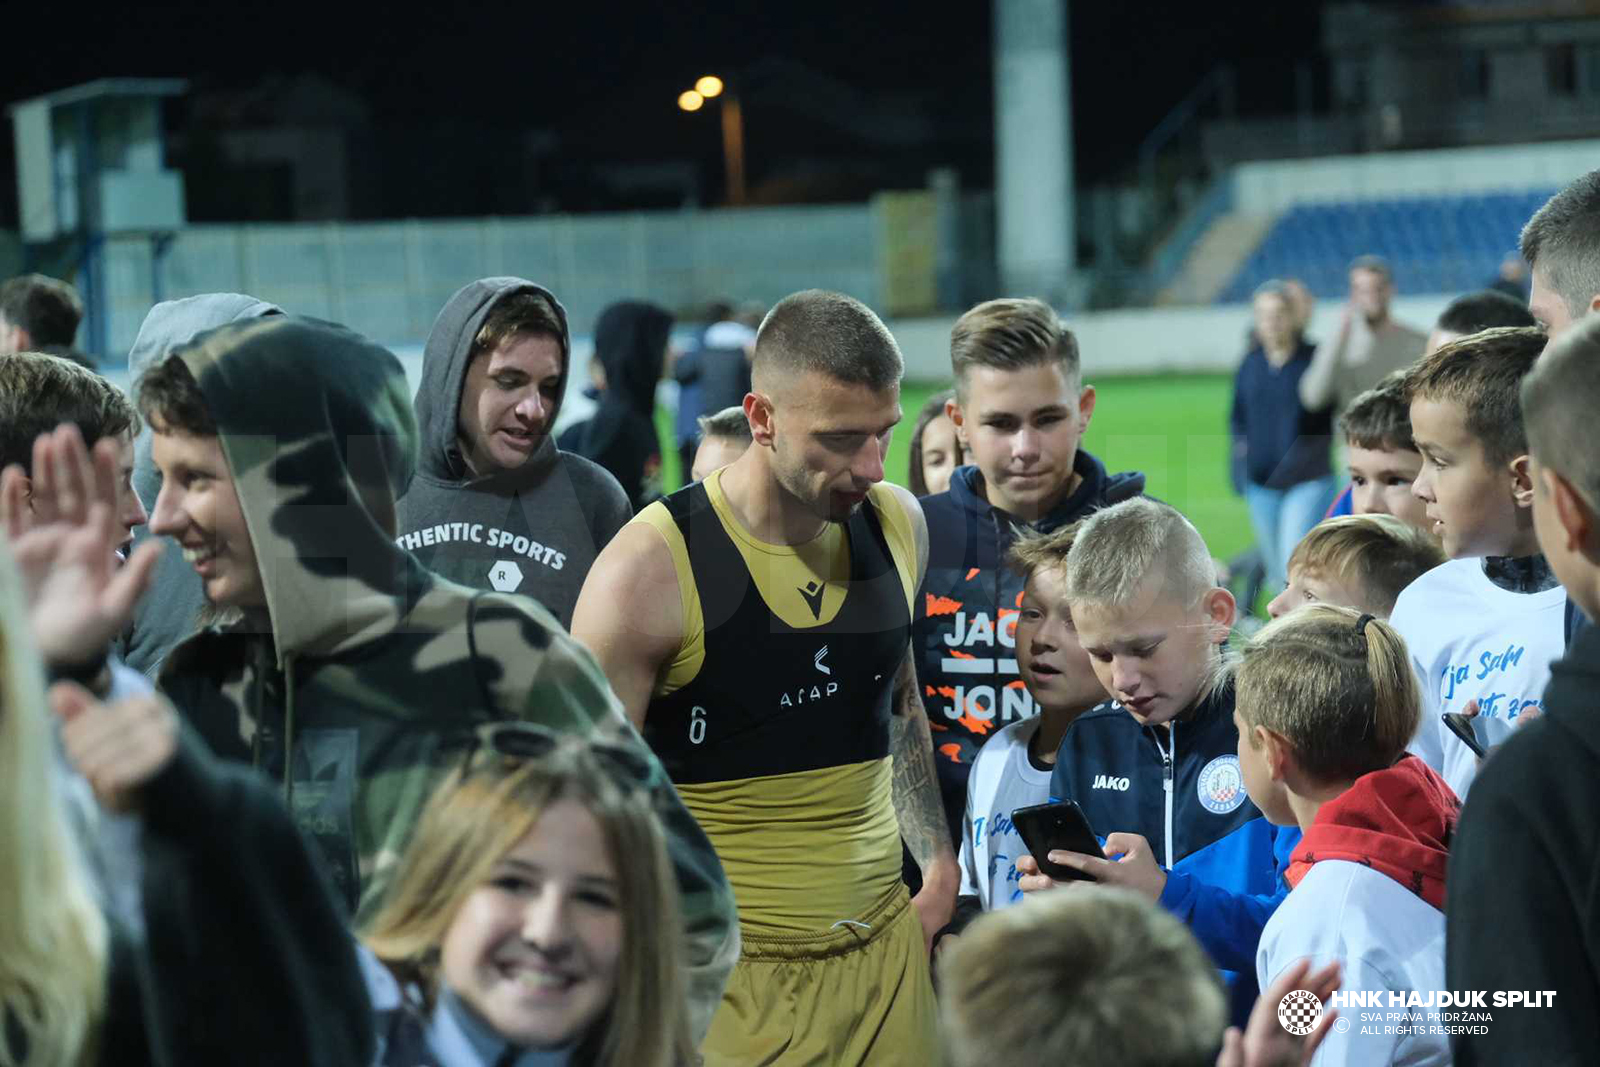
<box><xmin>1011</xmin><ymin>800</ymin><xmax>1105</xmax><ymax>882</ymax></box>
<box><xmin>1442</xmin><ymin>712</ymin><xmax>1489</xmax><ymax>759</ymax></box>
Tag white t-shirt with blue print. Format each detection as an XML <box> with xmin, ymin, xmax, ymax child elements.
<box><xmin>957</xmin><ymin>718</ymin><xmax>1055</xmax><ymax>911</ymax></box>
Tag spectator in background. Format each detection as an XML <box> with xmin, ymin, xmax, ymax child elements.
<box><xmin>669</xmin><ymin>301</ymin><xmax>726</xmax><ymax>478</ymax></box>
<box><xmin>1282</xmin><ymin>277</ymin><xmax>1316</xmax><ymax>343</ymax></box>
<box><xmin>1424</xmin><ymin>288</ymin><xmax>1535</xmax><ymax>355</ymax></box>
<box><xmin>689</xmin><ymin>405</ymin><xmax>752</xmax><ymax>483</ymax></box>
<box><xmin>0</xmin><ymin>273</ymin><xmax>92</xmax><ymax>368</ymax></box>
<box><xmin>396</xmin><ymin>278</ymin><xmax>630</xmax><ymax>629</ymax></box>
<box><xmin>1522</xmin><ymin>167</ymin><xmax>1600</xmax><ymax>346</ymax></box>
<box><xmin>1231</xmin><ymin>281</ymin><xmax>1336</xmax><ymax>586</ymax></box>
<box><xmin>563</xmin><ymin>301</ymin><xmax>674</xmax><ymax>513</ymax></box>
<box><xmin>1299</xmin><ymin>255</ymin><xmax>1426</xmax><ymax>414</ymax></box>
<box><xmin>1487</xmin><ymin>251</ymin><xmax>1530</xmax><ymax>303</ymax></box>
<box><xmin>906</xmin><ymin>388</ymin><xmax>964</xmax><ymax>497</ymax></box>
<box><xmin>671</xmin><ymin>301</ymin><xmax>753</xmax><ymax>482</ymax></box>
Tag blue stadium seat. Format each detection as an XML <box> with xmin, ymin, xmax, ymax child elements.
<box><xmin>1218</xmin><ymin>189</ymin><xmax>1556</xmax><ymax>303</ymax></box>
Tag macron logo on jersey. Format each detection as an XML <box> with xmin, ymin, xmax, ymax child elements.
<box><xmin>1092</xmin><ymin>774</ymin><xmax>1130</xmax><ymax>791</ymax></box>
<box><xmin>798</xmin><ymin>580</ymin><xmax>826</xmax><ymax>620</ymax></box>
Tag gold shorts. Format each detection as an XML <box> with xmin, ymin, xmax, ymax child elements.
<box><xmin>700</xmin><ymin>886</ymin><xmax>940</xmax><ymax>1066</ymax></box>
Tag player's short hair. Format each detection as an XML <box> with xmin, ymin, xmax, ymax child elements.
<box><xmin>939</xmin><ymin>886</ymin><xmax>1226</xmax><ymax>1067</ymax></box>
<box><xmin>1287</xmin><ymin>514</ymin><xmax>1446</xmax><ymax>617</ymax></box>
<box><xmin>695</xmin><ymin>405</ymin><xmax>752</xmax><ymax>442</ymax></box>
<box><xmin>1338</xmin><ymin>370</ymin><xmax>1415</xmax><ymax>453</ymax></box>
<box><xmin>949</xmin><ymin>297</ymin><xmax>1080</xmax><ymax>401</ymax></box>
<box><xmin>1401</xmin><ymin>326</ymin><xmax>1545</xmax><ymax>466</ymax></box>
<box><xmin>1434</xmin><ymin>290</ymin><xmax>1535</xmax><ymax>337</ymax></box>
<box><xmin>751</xmin><ymin>290</ymin><xmax>902</xmax><ymax>393</ymax></box>
<box><xmin>0</xmin><ymin>352</ymin><xmax>137</xmax><ymax>474</ymax></box>
<box><xmin>1520</xmin><ymin>168</ymin><xmax>1600</xmax><ymax>320</ymax></box>
<box><xmin>0</xmin><ymin>274</ymin><xmax>84</xmax><ymax>348</ymax></box>
<box><xmin>1523</xmin><ymin>313</ymin><xmax>1600</xmax><ymax>512</ymax></box>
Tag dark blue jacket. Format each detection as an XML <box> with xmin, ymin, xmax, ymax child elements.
<box><xmin>912</xmin><ymin>452</ymin><xmax>1145</xmax><ymax>842</ymax></box>
<box><xmin>1230</xmin><ymin>341</ymin><xmax>1335</xmax><ymax>490</ymax></box>
<box><xmin>1049</xmin><ymin>684</ymin><xmax>1299</xmax><ymax>1025</ymax></box>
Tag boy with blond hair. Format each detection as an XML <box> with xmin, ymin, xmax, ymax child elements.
<box><xmin>1448</xmin><ymin>314</ymin><xmax>1600</xmax><ymax>1064</ymax></box>
<box><xmin>1016</xmin><ymin>497</ymin><xmax>1297</xmax><ymax>1023</ymax></box>
<box><xmin>939</xmin><ymin>521</ymin><xmax>1109</xmax><ymax>937</ymax></box>
<box><xmin>1389</xmin><ymin>326</ymin><xmax>1565</xmax><ymax>798</ymax></box>
<box><xmin>1268</xmin><ymin>513</ymin><xmax>1445</xmax><ymax>620</ymax></box>
<box><xmin>1236</xmin><ymin>605</ymin><xmax>1457</xmax><ymax>1067</ymax></box>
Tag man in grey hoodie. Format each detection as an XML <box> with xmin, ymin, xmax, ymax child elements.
<box><xmin>396</xmin><ymin>278</ymin><xmax>630</xmax><ymax>628</ymax></box>
<box><xmin>118</xmin><ymin>293</ymin><xmax>283</xmax><ymax>676</ymax></box>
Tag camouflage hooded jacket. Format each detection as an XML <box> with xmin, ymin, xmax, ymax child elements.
<box><xmin>153</xmin><ymin>317</ymin><xmax>736</xmax><ymax>1036</ymax></box>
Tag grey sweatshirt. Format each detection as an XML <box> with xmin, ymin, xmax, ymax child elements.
<box><xmin>396</xmin><ymin>278</ymin><xmax>631</xmax><ymax>629</ymax></box>
<box><xmin>117</xmin><ymin>293</ymin><xmax>283</xmax><ymax>676</ymax></box>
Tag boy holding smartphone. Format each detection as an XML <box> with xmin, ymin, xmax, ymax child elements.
<box><xmin>1016</xmin><ymin>498</ymin><xmax>1297</xmax><ymax>1024</ymax></box>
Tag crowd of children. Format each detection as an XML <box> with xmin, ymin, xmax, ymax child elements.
<box><xmin>1</xmin><ymin>168</ymin><xmax>1598</xmax><ymax>1066</ymax></box>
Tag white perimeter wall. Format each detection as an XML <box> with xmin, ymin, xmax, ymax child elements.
<box><xmin>1232</xmin><ymin>139</ymin><xmax>1600</xmax><ymax>211</ymax></box>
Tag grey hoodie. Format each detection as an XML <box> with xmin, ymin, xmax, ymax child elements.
<box><xmin>117</xmin><ymin>293</ymin><xmax>283</xmax><ymax>676</ymax></box>
<box><xmin>396</xmin><ymin>278</ymin><xmax>630</xmax><ymax>628</ymax></box>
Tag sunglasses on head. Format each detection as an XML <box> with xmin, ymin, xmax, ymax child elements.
<box><xmin>460</xmin><ymin>721</ymin><xmax>656</xmax><ymax>792</ymax></box>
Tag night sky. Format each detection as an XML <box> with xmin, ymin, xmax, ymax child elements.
<box><xmin>1</xmin><ymin>2</ymin><xmax>1327</xmax><ymax>215</ymax></box>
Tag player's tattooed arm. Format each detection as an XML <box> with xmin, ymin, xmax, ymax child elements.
<box><xmin>890</xmin><ymin>645</ymin><xmax>956</xmax><ymax>886</ymax></box>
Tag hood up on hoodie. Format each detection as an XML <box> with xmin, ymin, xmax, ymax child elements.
<box><xmin>395</xmin><ymin>279</ymin><xmax>632</xmax><ymax>628</ymax></box>
<box><xmin>118</xmin><ymin>293</ymin><xmax>283</xmax><ymax>677</ymax></box>
<box><xmin>173</xmin><ymin>315</ymin><xmax>426</xmax><ymax>663</ymax></box>
<box><xmin>1286</xmin><ymin>754</ymin><xmax>1459</xmax><ymax>909</ymax></box>
<box><xmin>153</xmin><ymin>318</ymin><xmax>739</xmax><ymax>1033</ymax></box>
<box><xmin>592</xmin><ymin>300</ymin><xmax>672</xmax><ymax>417</ymax></box>
<box><xmin>567</xmin><ymin>300</ymin><xmax>672</xmax><ymax>511</ymax></box>
<box><xmin>412</xmin><ymin>276</ymin><xmax>571</xmax><ymax>490</ymax></box>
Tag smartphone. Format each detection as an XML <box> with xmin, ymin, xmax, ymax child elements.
<box><xmin>1011</xmin><ymin>800</ymin><xmax>1106</xmax><ymax>882</ymax></box>
<box><xmin>1442</xmin><ymin>712</ymin><xmax>1513</xmax><ymax>759</ymax></box>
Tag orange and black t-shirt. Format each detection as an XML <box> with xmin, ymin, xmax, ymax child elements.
<box><xmin>634</xmin><ymin>470</ymin><xmax>916</xmax><ymax>935</ymax></box>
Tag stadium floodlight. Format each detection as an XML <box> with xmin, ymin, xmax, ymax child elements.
<box><xmin>696</xmin><ymin>75</ymin><xmax>724</xmax><ymax>99</ymax></box>
<box><xmin>678</xmin><ymin>90</ymin><xmax>705</xmax><ymax>112</ymax></box>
